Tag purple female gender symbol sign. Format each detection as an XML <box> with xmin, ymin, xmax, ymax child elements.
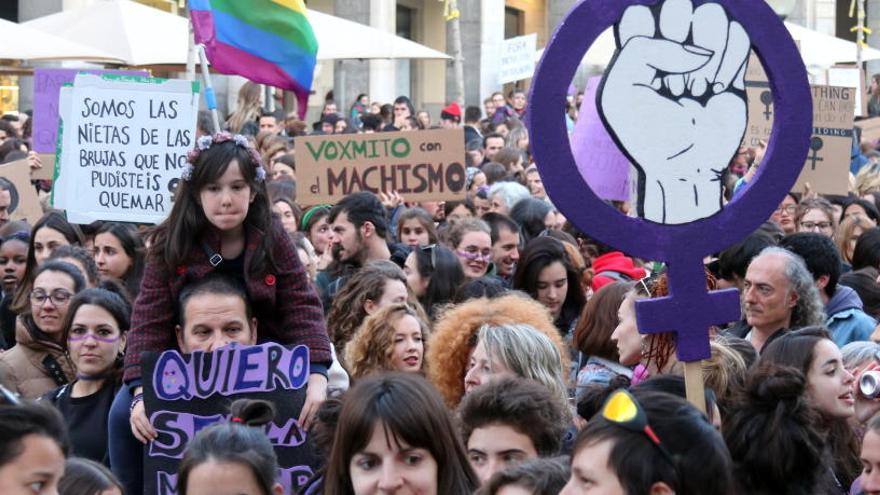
<box><xmin>528</xmin><ymin>0</ymin><xmax>812</xmax><ymax>361</ymax></box>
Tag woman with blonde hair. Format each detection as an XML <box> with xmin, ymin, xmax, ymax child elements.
<box><xmin>464</xmin><ymin>322</ymin><xmax>570</xmax><ymax>418</ymax></box>
<box><xmin>427</xmin><ymin>292</ymin><xmax>569</xmax><ymax>407</ymax></box>
<box><xmin>836</xmin><ymin>214</ymin><xmax>874</xmax><ymax>264</ymax></box>
<box><xmin>226</xmin><ymin>81</ymin><xmax>262</xmax><ymax>134</ymax></box>
<box><xmin>344</xmin><ymin>303</ymin><xmax>430</xmax><ymax>381</ymax></box>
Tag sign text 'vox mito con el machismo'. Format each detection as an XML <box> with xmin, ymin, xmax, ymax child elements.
<box><xmin>296</xmin><ymin>128</ymin><xmax>467</xmax><ymax>204</ymax></box>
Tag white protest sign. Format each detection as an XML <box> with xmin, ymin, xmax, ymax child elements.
<box><xmin>53</xmin><ymin>74</ymin><xmax>199</xmax><ymax>224</ymax></box>
<box><xmin>498</xmin><ymin>33</ymin><xmax>537</xmax><ymax>85</ymax></box>
<box><xmin>827</xmin><ymin>66</ymin><xmax>865</xmax><ymax>117</ymax></box>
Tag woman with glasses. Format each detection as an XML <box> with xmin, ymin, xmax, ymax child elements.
<box><xmin>445</xmin><ymin>218</ymin><xmax>493</xmax><ymax>280</ymax></box>
<box><xmin>403</xmin><ymin>244</ymin><xmax>464</xmax><ymax>320</ymax></box>
<box><xmin>0</xmin><ymin>261</ymin><xmax>85</xmax><ymax>398</ymax></box>
<box><xmin>561</xmin><ymin>389</ymin><xmax>732</xmax><ymax>495</ymax></box>
<box><xmin>43</xmin><ymin>286</ymin><xmax>129</xmax><ymax>465</ymax></box>
<box><xmin>796</xmin><ymin>197</ymin><xmax>838</xmax><ymax>239</ymax></box>
<box><xmin>771</xmin><ymin>192</ymin><xmax>798</xmax><ymax>235</ymax></box>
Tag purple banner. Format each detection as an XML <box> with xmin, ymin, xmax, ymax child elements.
<box><xmin>32</xmin><ymin>68</ymin><xmax>148</xmax><ymax>153</ymax></box>
<box><xmin>143</xmin><ymin>343</ymin><xmax>318</xmax><ymax>495</ymax></box>
<box><xmin>571</xmin><ymin>75</ymin><xmax>631</xmax><ymax>202</ymax></box>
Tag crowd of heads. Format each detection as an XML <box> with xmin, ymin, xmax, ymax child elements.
<box><xmin>5</xmin><ymin>85</ymin><xmax>880</xmax><ymax>495</ymax></box>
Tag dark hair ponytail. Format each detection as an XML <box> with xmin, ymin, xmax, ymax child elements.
<box><xmin>176</xmin><ymin>399</ymin><xmax>279</xmax><ymax>495</ymax></box>
<box><xmin>230</xmin><ymin>398</ymin><xmax>275</xmax><ymax>427</ymax></box>
<box><xmin>723</xmin><ymin>364</ymin><xmax>827</xmax><ymax>494</ymax></box>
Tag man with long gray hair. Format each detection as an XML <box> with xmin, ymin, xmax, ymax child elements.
<box><xmin>736</xmin><ymin>246</ymin><xmax>825</xmax><ymax>352</ymax></box>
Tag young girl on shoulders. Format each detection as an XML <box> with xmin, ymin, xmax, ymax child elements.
<box><xmin>124</xmin><ymin>132</ymin><xmax>331</xmax><ymax>443</ymax></box>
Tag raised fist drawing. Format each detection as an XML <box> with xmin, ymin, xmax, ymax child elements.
<box><xmin>599</xmin><ymin>0</ymin><xmax>750</xmax><ymax>224</ymax></box>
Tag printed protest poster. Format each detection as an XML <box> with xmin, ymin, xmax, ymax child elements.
<box><xmin>0</xmin><ymin>158</ymin><xmax>43</xmax><ymax>223</ymax></box>
<box><xmin>296</xmin><ymin>128</ymin><xmax>467</xmax><ymax>204</ymax></box>
<box><xmin>498</xmin><ymin>33</ymin><xmax>537</xmax><ymax>85</ymax></box>
<box><xmin>32</xmin><ymin>68</ymin><xmax>148</xmax><ymax>153</ymax></box>
<box><xmin>743</xmin><ymin>82</ymin><xmax>855</xmax><ymax>195</ymax></box>
<box><xmin>572</xmin><ymin>75</ymin><xmax>631</xmax><ymax>201</ymax></box>
<box><xmin>142</xmin><ymin>343</ymin><xmax>318</xmax><ymax>495</ymax></box>
<box><xmin>53</xmin><ymin>73</ymin><xmax>199</xmax><ymax>224</ymax></box>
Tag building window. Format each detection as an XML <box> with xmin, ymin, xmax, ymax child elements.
<box><xmin>505</xmin><ymin>7</ymin><xmax>523</xmax><ymax>39</ymax></box>
<box><xmin>396</xmin><ymin>4</ymin><xmax>415</xmax><ymax>99</ymax></box>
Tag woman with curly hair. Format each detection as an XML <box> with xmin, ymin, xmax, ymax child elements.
<box><xmin>426</xmin><ymin>292</ymin><xmax>568</xmax><ymax>408</ymax></box>
<box><xmin>344</xmin><ymin>303</ymin><xmax>430</xmax><ymax>381</ymax></box>
<box><xmin>325</xmin><ymin>261</ymin><xmax>424</xmax><ymax>354</ymax></box>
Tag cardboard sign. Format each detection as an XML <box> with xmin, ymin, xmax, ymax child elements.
<box><xmin>52</xmin><ymin>74</ymin><xmax>199</xmax><ymax>224</ymax></box>
<box><xmin>142</xmin><ymin>343</ymin><xmax>318</xmax><ymax>495</ymax></box>
<box><xmin>499</xmin><ymin>33</ymin><xmax>538</xmax><ymax>85</ymax></box>
<box><xmin>32</xmin><ymin>68</ymin><xmax>148</xmax><ymax>154</ymax></box>
<box><xmin>856</xmin><ymin>117</ymin><xmax>880</xmax><ymax>144</ymax></box>
<box><xmin>295</xmin><ymin>128</ymin><xmax>467</xmax><ymax>204</ymax></box>
<box><xmin>0</xmin><ymin>158</ymin><xmax>43</xmax><ymax>223</ymax></box>
<box><xmin>745</xmin><ymin>83</ymin><xmax>855</xmax><ymax>195</ymax></box>
<box><xmin>572</xmin><ymin>75</ymin><xmax>631</xmax><ymax>201</ymax></box>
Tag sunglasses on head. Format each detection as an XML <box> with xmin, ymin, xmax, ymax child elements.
<box><xmin>600</xmin><ymin>389</ymin><xmax>675</xmax><ymax>467</ymax></box>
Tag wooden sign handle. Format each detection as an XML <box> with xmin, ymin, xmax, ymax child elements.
<box><xmin>684</xmin><ymin>360</ymin><xmax>706</xmax><ymax>415</ymax></box>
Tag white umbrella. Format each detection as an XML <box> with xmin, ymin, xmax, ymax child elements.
<box><xmin>307</xmin><ymin>10</ymin><xmax>450</xmax><ymax>60</ymax></box>
<box><xmin>538</xmin><ymin>22</ymin><xmax>880</xmax><ymax>69</ymax></box>
<box><xmin>23</xmin><ymin>0</ymin><xmax>189</xmax><ymax>66</ymax></box>
<box><xmin>0</xmin><ymin>17</ymin><xmax>121</xmax><ymax>63</ymax></box>
<box><xmin>24</xmin><ymin>0</ymin><xmax>449</xmax><ymax>65</ymax></box>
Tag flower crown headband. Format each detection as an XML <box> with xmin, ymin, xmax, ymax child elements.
<box><xmin>182</xmin><ymin>132</ymin><xmax>267</xmax><ymax>182</ymax></box>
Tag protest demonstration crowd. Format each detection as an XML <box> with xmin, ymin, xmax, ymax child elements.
<box><xmin>10</xmin><ymin>0</ymin><xmax>880</xmax><ymax>494</ymax></box>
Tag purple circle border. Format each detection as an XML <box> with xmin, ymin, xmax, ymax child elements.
<box><xmin>528</xmin><ymin>0</ymin><xmax>813</xmax><ymax>262</ymax></box>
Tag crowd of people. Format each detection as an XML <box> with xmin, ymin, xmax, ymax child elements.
<box><xmin>4</xmin><ymin>81</ymin><xmax>880</xmax><ymax>494</ymax></box>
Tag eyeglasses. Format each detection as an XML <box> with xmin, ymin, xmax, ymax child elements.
<box><xmin>30</xmin><ymin>289</ymin><xmax>73</xmax><ymax>307</ymax></box>
<box><xmin>420</xmin><ymin>244</ymin><xmax>438</xmax><ymax>269</ymax></box>
<box><xmin>775</xmin><ymin>204</ymin><xmax>797</xmax><ymax>214</ymax></box>
<box><xmin>601</xmin><ymin>390</ymin><xmax>676</xmax><ymax>466</ymax></box>
<box><xmin>800</xmin><ymin>221</ymin><xmax>832</xmax><ymax>231</ymax></box>
<box><xmin>456</xmin><ymin>249</ymin><xmax>492</xmax><ymax>262</ymax></box>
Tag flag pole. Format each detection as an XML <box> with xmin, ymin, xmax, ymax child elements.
<box><xmin>196</xmin><ymin>44</ymin><xmax>222</xmax><ymax>134</ymax></box>
<box><xmin>185</xmin><ymin>18</ymin><xmax>196</xmax><ymax>81</ymax></box>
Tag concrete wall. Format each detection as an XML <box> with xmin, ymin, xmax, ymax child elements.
<box><xmin>448</xmin><ymin>0</ymin><xmax>483</xmax><ymax>108</ymax></box>
<box><xmin>333</xmin><ymin>0</ymin><xmax>370</xmax><ymax>118</ymax></box>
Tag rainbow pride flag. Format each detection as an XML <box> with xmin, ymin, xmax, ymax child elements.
<box><xmin>189</xmin><ymin>0</ymin><xmax>317</xmax><ymax>118</ymax></box>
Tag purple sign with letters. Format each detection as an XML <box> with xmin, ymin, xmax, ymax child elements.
<box><xmin>529</xmin><ymin>0</ymin><xmax>812</xmax><ymax>361</ymax></box>
<box><xmin>571</xmin><ymin>75</ymin><xmax>631</xmax><ymax>202</ymax></box>
<box><xmin>142</xmin><ymin>343</ymin><xmax>318</xmax><ymax>495</ymax></box>
<box><xmin>32</xmin><ymin>68</ymin><xmax>148</xmax><ymax>153</ymax></box>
